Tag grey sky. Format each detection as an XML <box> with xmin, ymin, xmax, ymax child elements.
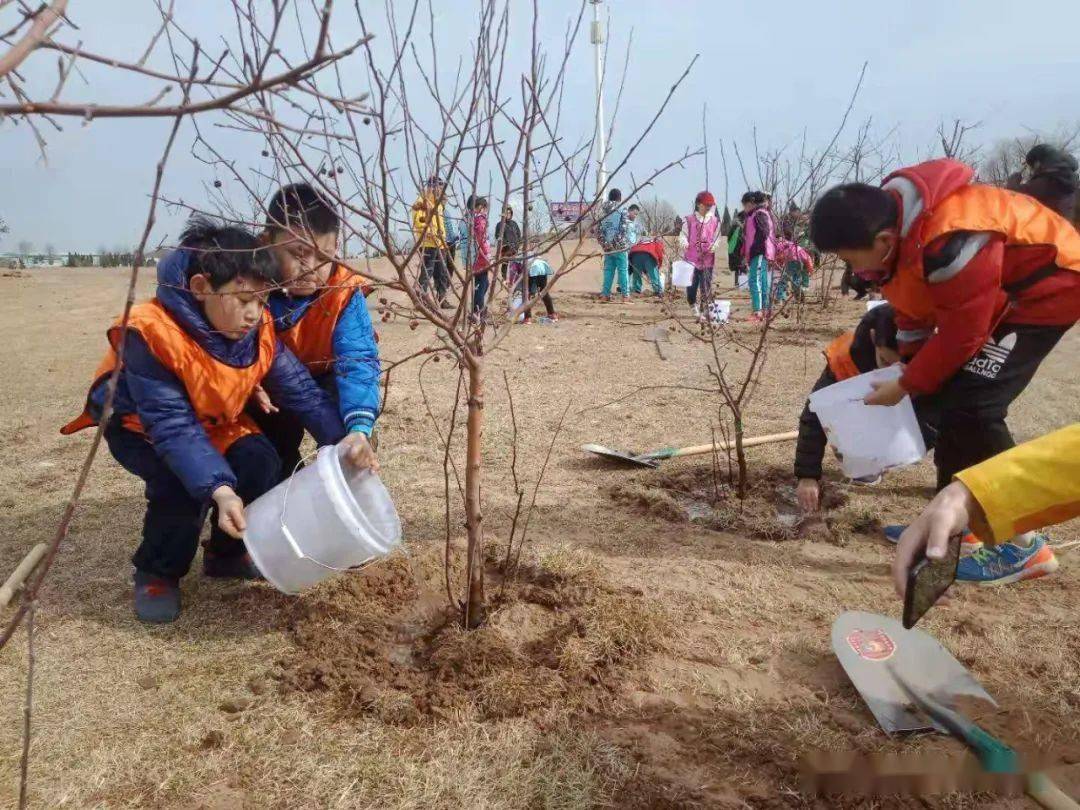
<box><xmin>3</xmin><ymin>0</ymin><xmax>1079</xmax><ymax>251</ymax></box>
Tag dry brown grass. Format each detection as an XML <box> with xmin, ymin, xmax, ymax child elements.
<box><xmin>0</xmin><ymin>265</ymin><xmax>1078</xmax><ymax>807</ymax></box>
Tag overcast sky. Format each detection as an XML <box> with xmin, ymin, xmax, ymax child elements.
<box><xmin>3</xmin><ymin>0</ymin><xmax>1079</xmax><ymax>252</ymax></box>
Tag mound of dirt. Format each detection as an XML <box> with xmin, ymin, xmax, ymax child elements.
<box><xmin>608</xmin><ymin>465</ymin><xmax>850</xmax><ymax>542</ymax></box>
<box><xmin>277</xmin><ymin>548</ymin><xmax>675</xmax><ymax>725</ymax></box>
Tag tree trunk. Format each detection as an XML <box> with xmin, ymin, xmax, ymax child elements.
<box><xmin>462</xmin><ymin>356</ymin><xmax>487</xmax><ymax>629</ymax></box>
<box><xmin>734</xmin><ymin>413</ymin><xmax>748</xmax><ymax>500</ymax></box>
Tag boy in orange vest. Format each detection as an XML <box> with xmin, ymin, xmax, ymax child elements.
<box><xmin>810</xmin><ymin>159</ymin><xmax>1080</xmax><ymax>585</ymax></box>
<box><xmin>64</xmin><ymin>218</ymin><xmax>350</xmax><ymax>623</ymax></box>
<box><xmin>257</xmin><ymin>184</ymin><xmax>380</xmax><ymax>477</ymax></box>
<box><xmin>794</xmin><ymin>304</ymin><xmax>940</xmax><ymax>512</ymax></box>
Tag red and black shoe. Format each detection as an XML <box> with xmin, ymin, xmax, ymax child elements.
<box><xmin>133</xmin><ymin>570</ymin><xmax>181</xmax><ymax>624</ymax></box>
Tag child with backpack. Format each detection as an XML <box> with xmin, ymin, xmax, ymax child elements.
<box><xmin>774</xmin><ymin>238</ymin><xmax>814</xmax><ymax>303</ymax></box>
<box><xmin>742</xmin><ymin>191</ymin><xmax>776</xmax><ymax>321</ymax></box>
<box><xmin>597</xmin><ymin>188</ymin><xmax>632</xmax><ymax>302</ymax></box>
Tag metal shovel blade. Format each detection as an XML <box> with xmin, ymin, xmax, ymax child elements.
<box><xmin>832</xmin><ymin>611</ymin><xmax>996</xmax><ymax>735</ymax></box>
<box><xmin>580</xmin><ymin>443</ymin><xmax>660</xmax><ymax>468</ymax></box>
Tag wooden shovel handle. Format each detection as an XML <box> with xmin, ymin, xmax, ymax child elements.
<box><xmin>645</xmin><ymin>431</ymin><xmax>799</xmax><ymax>460</ymax></box>
<box><xmin>1028</xmin><ymin>773</ymin><xmax>1080</xmax><ymax>810</ymax></box>
<box><xmin>0</xmin><ymin>543</ymin><xmax>48</xmax><ymax>609</ymax></box>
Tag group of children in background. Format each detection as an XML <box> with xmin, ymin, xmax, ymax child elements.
<box><xmin>416</xmin><ymin>179</ymin><xmax>558</xmax><ymax>325</ymax></box>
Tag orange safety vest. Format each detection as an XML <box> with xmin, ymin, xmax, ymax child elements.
<box><xmin>62</xmin><ymin>301</ymin><xmax>277</xmax><ymax>453</ymax></box>
<box><xmin>278</xmin><ymin>264</ymin><xmax>371</xmax><ymax>376</ymax></box>
<box><xmin>824</xmin><ymin>331</ymin><xmax>860</xmax><ymax>381</ymax></box>
<box><xmin>884</xmin><ymin>184</ymin><xmax>1080</xmax><ymax>324</ymax></box>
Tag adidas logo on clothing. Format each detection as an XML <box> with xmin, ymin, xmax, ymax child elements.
<box><xmin>964</xmin><ymin>333</ymin><xmax>1016</xmax><ymax>380</ymax></box>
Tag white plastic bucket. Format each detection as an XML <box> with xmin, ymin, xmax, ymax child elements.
<box><xmin>244</xmin><ymin>443</ymin><xmax>402</xmax><ymax>594</ymax></box>
<box><xmin>808</xmin><ymin>365</ymin><xmax>927</xmax><ymax>479</ymax></box>
<box><xmin>671</xmin><ymin>260</ymin><xmax>694</xmax><ymax>288</ymax></box>
<box><xmin>709</xmin><ymin>299</ymin><xmax>731</xmax><ymax>323</ymax></box>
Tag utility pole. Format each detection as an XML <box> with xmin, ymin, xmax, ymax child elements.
<box><xmin>590</xmin><ymin>0</ymin><xmax>607</xmax><ymax>199</ymax></box>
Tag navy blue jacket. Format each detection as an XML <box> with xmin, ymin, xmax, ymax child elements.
<box><xmin>268</xmin><ymin>284</ymin><xmax>381</xmax><ymax>435</ymax></box>
<box><xmin>89</xmin><ymin>250</ymin><xmax>346</xmax><ymax>502</ymax></box>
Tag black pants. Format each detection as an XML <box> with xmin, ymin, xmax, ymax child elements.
<box><xmin>105</xmin><ymin>425</ymin><xmax>281</xmax><ymax>579</ymax></box>
<box><xmin>250</xmin><ymin>405</ymin><xmax>307</xmax><ymax>480</ymax></box>
<box><xmin>933</xmin><ymin>322</ymin><xmax>1071</xmax><ymax>490</ymax></box>
<box><xmin>419</xmin><ymin>247</ymin><xmax>449</xmax><ymax>302</ymax></box>
<box><xmin>729</xmin><ymin>252</ymin><xmax>744</xmax><ymax>285</ymax></box>
<box><xmin>525</xmin><ymin>275</ymin><xmax>555</xmax><ymax>318</ymax></box>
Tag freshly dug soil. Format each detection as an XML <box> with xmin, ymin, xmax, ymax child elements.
<box><xmin>278</xmin><ymin>548</ymin><xmax>675</xmax><ymax>725</ymax></box>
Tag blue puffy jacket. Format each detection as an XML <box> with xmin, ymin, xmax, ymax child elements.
<box><xmin>88</xmin><ymin>250</ymin><xmax>345</xmax><ymax>502</ymax></box>
<box><xmin>267</xmin><ymin>281</ymin><xmax>381</xmax><ymax>435</ymax></box>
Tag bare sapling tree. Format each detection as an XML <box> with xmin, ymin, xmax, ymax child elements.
<box><xmin>183</xmin><ymin>0</ymin><xmax>698</xmax><ymax>627</ymax></box>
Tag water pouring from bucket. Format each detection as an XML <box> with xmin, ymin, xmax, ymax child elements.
<box><xmin>243</xmin><ymin>441</ymin><xmax>402</xmax><ymax>594</ymax></box>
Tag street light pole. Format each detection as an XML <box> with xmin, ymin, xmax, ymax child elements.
<box><xmin>590</xmin><ymin>0</ymin><xmax>607</xmax><ymax>199</ymax></box>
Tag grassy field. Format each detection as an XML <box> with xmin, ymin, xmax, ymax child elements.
<box><xmin>0</xmin><ymin>259</ymin><xmax>1077</xmax><ymax>808</ymax></box>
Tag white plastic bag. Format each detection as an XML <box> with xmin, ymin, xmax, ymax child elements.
<box><xmin>808</xmin><ymin>365</ymin><xmax>927</xmax><ymax>479</ymax></box>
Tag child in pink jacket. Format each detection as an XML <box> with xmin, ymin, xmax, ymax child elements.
<box><xmin>465</xmin><ymin>195</ymin><xmax>492</xmax><ymax>319</ymax></box>
<box><xmin>775</xmin><ymin>238</ymin><xmax>814</xmax><ymax>303</ymax></box>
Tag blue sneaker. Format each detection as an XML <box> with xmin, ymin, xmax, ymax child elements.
<box><xmin>956</xmin><ymin>534</ymin><xmax>1058</xmax><ymax>586</ymax></box>
<box><xmin>883</xmin><ymin>525</ymin><xmax>983</xmax><ymax>554</ymax></box>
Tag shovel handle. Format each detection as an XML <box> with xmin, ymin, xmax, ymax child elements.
<box><xmin>1028</xmin><ymin>773</ymin><xmax>1080</xmax><ymax>810</ymax></box>
<box><xmin>644</xmin><ymin>431</ymin><xmax>799</xmax><ymax>461</ymax></box>
<box><xmin>0</xmin><ymin>543</ymin><xmax>48</xmax><ymax>609</ymax></box>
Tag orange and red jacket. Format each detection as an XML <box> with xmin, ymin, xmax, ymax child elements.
<box><xmin>878</xmin><ymin>159</ymin><xmax>1080</xmax><ymax>395</ymax></box>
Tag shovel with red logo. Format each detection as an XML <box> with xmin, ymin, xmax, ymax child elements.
<box><xmin>831</xmin><ymin>610</ymin><xmax>995</xmax><ymax>735</ymax></box>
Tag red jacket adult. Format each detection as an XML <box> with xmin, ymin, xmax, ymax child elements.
<box><xmin>879</xmin><ymin>159</ymin><xmax>1080</xmax><ymax>395</ymax></box>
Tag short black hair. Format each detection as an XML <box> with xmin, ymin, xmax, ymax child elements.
<box><xmin>466</xmin><ymin>195</ymin><xmax>487</xmax><ymax>211</ymax></box>
<box><xmin>504</xmin><ymin>205</ymin><xmax>514</xmax><ymax>216</ymax></box>
<box><xmin>628</xmin><ymin>204</ymin><xmax>640</xmax><ymax>212</ymax></box>
<box><xmin>608</xmin><ymin>188</ymin><xmax>623</xmax><ymax>202</ymax></box>
<box><xmin>265</xmin><ymin>182</ymin><xmax>340</xmax><ymax>236</ymax></box>
<box><xmin>863</xmin><ymin>303</ymin><xmax>898</xmax><ymax>350</ymax></box>
<box><xmin>740</xmin><ymin>191</ymin><xmax>754</xmax><ymax>204</ymax></box>
<box><xmin>180</xmin><ymin>215</ymin><xmax>280</xmax><ymax>289</ymax></box>
<box><xmin>810</xmin><ymin>183</ymin><xmax>898</xmax><ymax>251</ymax></box>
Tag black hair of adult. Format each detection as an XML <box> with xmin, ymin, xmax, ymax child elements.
<box><xmin>475</xmin><ymin>196</ymin><xmax>488</xmax><ymax>210</ymax></box>
<box><xmin>265</xmin><ymin>182</ymin><xmax>340</xmax><ymax>236</ymax></box>
<box><xmin>750</xmin><ymin>191</ymin><xmax>768</xmax><ymax>206</ymax></box>
<box><xmin>181</xmin><ymin>215</ymin><xmax>280</xmax><ymax>289</ymax></box>
<box><xmin>740</xmin><ymin>191</ymin><xmax>754</xmax><ymax>204</ymax></box>
<box><xmin>608</xmin><ymin>188</ymin><xmax>623</xmax><ymax>202</ymax></box>
<box><xmin>504</xmin><ymin>205</ymin><xmax>514</xmax><ymax>217</ymax></box>
<box><xmin>628</xmin><ymin>204</ymin><xmax>640</xmax><ymax>212</ymax></box>
<box><xmin>809</xmin><ymin>183</ymin><xmax>898</xmax><ymax>251</ymax></box>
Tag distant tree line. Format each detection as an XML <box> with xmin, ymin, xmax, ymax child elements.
<box><xmin>64</xmin><ymin>252</ymin><xmax>144</xmax><ymax>267</ymax></box>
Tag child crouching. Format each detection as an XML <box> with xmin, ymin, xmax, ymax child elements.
<box><xmin>63</xmin><ymin>217</ymin><xmax>349</xmax><ymax>624</ymax></box>
<box><xmin>793</xmin><ymin>304</ymin><xmax>940</xmax><ymax>513</ymax></box>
